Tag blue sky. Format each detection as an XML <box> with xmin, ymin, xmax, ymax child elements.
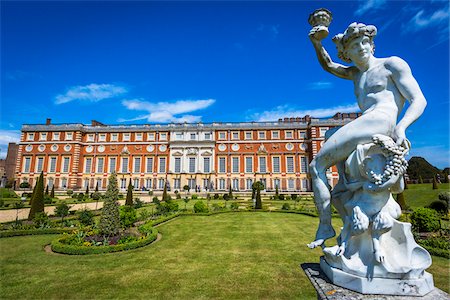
<box><xmin>1</xmin><ymin>1</ymin><xmax>449</xmax><ymax>168</ymax></box>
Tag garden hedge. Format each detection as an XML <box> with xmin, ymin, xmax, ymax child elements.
<box><xmin>51</xmin><ymin>227</ymin><xmax>158</xmax><ymax>255</ymax></box>
<box><xmin>0</xmin><ymin>228</ymin><xmax>74</xmax><ymax>238</ymax></box>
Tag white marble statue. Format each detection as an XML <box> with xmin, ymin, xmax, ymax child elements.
<box><xmin>306</xmin><ymin>9</ymin><xmax>434</xmax><ymax>296</ymax></box>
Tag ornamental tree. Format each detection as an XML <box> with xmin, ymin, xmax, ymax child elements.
<box><xmin>28</xmin><ymin>172</ymin><xmax>45</xmax><ymax>220</ymax></box>
<box><xmin>99</xmin><ymin>173</ymin><xmax>121</xmax><ymax>237</ymax></box>
<box><xmin>125</xmin><ymin>179</ymin><xmax>133</xmax><ymax>206</ymax></box>
<box><xmin>50</xmin><ymin>185</ymin><xmax>55</xmax><ymax>198</ymax></box>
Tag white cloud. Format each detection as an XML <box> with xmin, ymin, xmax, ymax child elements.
<box><xmin>308</xmin><ymin>81</ymin><xmax>333</xmax><ymax>90</ymax></box>
<box><xmin>249</xmin><ymin>103</ymin><xmax>360</xmax><ymax>122</ymax></box>
<box><xmin>0</xmin><ymin>130</ymin><xmax>21</xmax><ymax>159</ymax></box>
<box><xmin>256</xmin><ymin>24</ymin><xmax>280</xmax><ymax>40</ymax></box>
<box><xmin>355</xmin><ymin>0</ymin><xmax>386</xmax><ymax>16</ymax></box>
<box><xmin>55</xmin><ymin>83</ymin><xmax>128</xmax><ymax>104</ymax></box>
<box><xmin>119</xmin><ymin>98</ymin><xmax>216</xmax><ymax>123</ymax></box>
<box><xmin>409</xmin><ymin>145</ymin><xmax>450</xmax><ymax>169</ymax></box>
<box><xmin>406</xmin><ymin>8</ymin><xmax>449</xmax><ymax>32</ymax></box>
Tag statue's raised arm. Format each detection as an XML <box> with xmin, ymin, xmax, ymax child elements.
<box><xmin>308</xmin><ymin>9</ymin><xmax>354</xmax><ymax>80</ymax></box>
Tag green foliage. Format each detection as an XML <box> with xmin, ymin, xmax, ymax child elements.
<box><xmin>417</xmin><ymin>236</ymin><xmax>450</xmax><ymax>259</ymax></box>
<box><xmin>193</xmin><ymin>201</ymin><xmax>209</xmax><ymax>213</ymax></box>
<box><xmin>278</xmin><ymin>194</ymin><xmax>285</xmax><ymax>201</ymax></box>
<box><xmin>427</xmin><ymin>200</ymin><xmax>448</xmax><ymax>214</ymax></box>
<box><xmin>152</xmin><ymin>196</ymin><xmax>160</xmax><ymax>205</ymax></box>
<box><xmin>45</xmin><ymin>185</ymin><xmax>49</xmax><ymax>195</ymax></box>
<box><xmin>438</xmin><ymin>192</ymin><xmax>450</xmax><ymax>203</ymax></box>
<box><xmin>223</xmin><ymin>193</ymin><xmax>229</xmax><ymax>201</ymax></box>
<box><xmin>255</xmin><ymin>187</ymin><xmax>262</xmax><ymax>209</ymax></box>
<box><xmin>275</xmin><ymin>185</ymin><xmax>279</xmax><ymax>199</ymax></box>
<box><xmin>85</xmin><ymin>185</ymin><xmax>89</xmax><ymax>196</ymax></box>
<box><xmin>78</xmin><ymin>209</ymin><xmax>94</xmax><ymax>226</ymax></box>
<box><xmin>66</xmin><ymin>189</ymin><xmax>73</xmax><ymax>196</ymax></box>
<box><xmin>134</xmin><ymin>198</ymin><xmax>144</xmax><ymax>209</ymax></box>
<box><xmin>281</xmin><ymin>203</ymin><xmax>291</xmax><ymax>210</ymax></box>
<box><xmin>95</xmin><ymin>182</ymin><xmax>99</xmax><ymax>192</ymax></box>
<box><xmin>77</xmin><ymin>193</ymin><xmax>85</xmax><ymax>202</ymax></box>
<box><xmin>120</xmin><ymin>206</ymin><xmax>137</xmax><ymax>228</ymax></box>
<box><xmin>213</xmin><ymin>193</ymin><xmax>219</xmax><ymax>199</ymax></box>
<box><xmin>19</xmin><ymin>182</ymin><xmax>30</xmax><ymax>189</ymax></box>
<box><xmin>410</xmin><ymin>208</ymin><xmax>440</xmax><ymax>232</ymax></box>
<box><xmin>396</xmin><ymin>192</ymin><xmax>407</xmax><ymax>210</ymax></box>
<box><xmin>156</xmin><ymin>201</ymin><xmax>179</xmax><ymax>215</ymax></box>
<box><xmin>291</xmin><ymin>194</ymin><xmax>297</xmax><ymax>200</ymax></box>
<box><xmin>183</xmin><ymin>197</ymin><xmax>190</xmax><ymax>209</ymax></box>
<box><xmin>50</xmin><ymin>185</ymin><xmax>55</xmax><ymax>198</ymax></box>
<box><xmin>54</xmin><ymin>203</ymin><xmax>70</xmax><ymax>221</ymax></box>
<box><xmin>176</xmin><ymin>193</ymin><xmax>181</xmax><ymax>199</ymax></box>
<box><xmin>91</xmin><ymin>192</ymin><xmax>101</xmax><ymax>201</ymax></box>
<box><xmin>28</xmin><ymin>172</ymin><xmax>45</xmax><ymax>220</ymax></box>
<box><xmin>99</xmin><ymin>173</ymin><xmax>121</xmax><ymax>237</ymax></box>
<box><xmin>148</xmin><ymin>190</ymin><xmax>154</xmax><ymax>196</ymax></box>
<box><xmin>125</xmin><ymin>180</ymin><xmax>134</xmax><ymax>206</ymax></box>
<box><xmin>230</xmin><ymin>202</ymin><xmax>239</xmax><ymax>210</ymax></box>
<box><xmin>33</xmin><ymin>212</ymin><xmax>51</xmax><ymax>228</ymax></box>
<box><xmin>183</xmin><ymin>185</ymin><xmax>190</xmax><ymax>192</ymax></box>
<box><xmin>191</xmin><ymin>194</ymin><xmax>198</xmax><ymax>200</ymax></box>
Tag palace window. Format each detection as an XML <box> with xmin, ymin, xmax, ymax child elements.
<box><xmin>48</xmin><ymin>157</ymin><xmax>57</xmax><ymax>173</ymax></box>
<box><xmin>145</xmin><ymin>178</ymin><xmax>152</xmax><ymax>189</ymax></box>
<box><xmin>62</xmin><ymin>157</ymin><xmax>70</xmax><ymax>173</ymax></box>
<box><xmin>158</xmin><ymin>157</ymin><xmax>166</xmax><ymax>173</ymax></box>
<box><xmin>174</xmin><ymin>158</ymin><xmax>181</xmax><ymax>173</ymax></box>
<box><xmin>288</xmin><ymin>179</ymin><xmax>295</xmax><ymax>190</ymax></box>
<box><xmin>319</xmin><ymin>127</ymin><xmax>328</xmax><ymax>137</ymax></box>
<box><xmin>245</xmin><ymin>157</ymin><xmax>253</xmax><ymax>173</ymax></box>
<box><xmin>231</xmin><ymin>132</ymin><xmax>239</xmax><ymax>140</ymax></box>
<box><xmin>298</xmin><ymin>130</ymin><xmax>307</xmax><ymax>139</ymax></box>
<box><xmin>190</xmin><ymin>133</ymin><xmax>196</xmax><ymax>140</ymax></box>
<box><xmin>65</xmin><ymin>132</ymin><xmax>73</xmax><ymax>141</ymax></box>
<box><xmin>300</xmin><ymin>156</ymin><xmax>309</xmax><ymax>173</ymax></box>
<box><xmin>147</xmin><ymin>132</ymin><xmax>155</xmax><ymax>141</ymax></box>
<box><xmin>258</xmin><ymin>131</ymin><xmax>266</xmax><ymax>140</ymax></box>
<box><xmin>26</xmin><ymin>133</ymin><xmax>35</xmax><ymax>141</ymax></box>
<box><xmin>111</xmin><ymin>133</ymin><xmax>118</xmax><ymax>141</ymax></box>
<box><xmin>203</xmin><ymin>157</ymin><xmax>210</xmax><ymax>173</ymax></box>
<box><xmin>123</xmin><ymin>133</ymin><xmax>131</xmax><ymax>141</ymax></box>
<box><xmin>245</xmin><ymin>131</ymin><xmax>253</xmax><ymax>140</ymax></box>
<box><xmin>23</xmin><ymin>157</ymin><xmax>31</xmax><ymax>173</ymax></box>
<box><xmin>272</xmin><ymin>157</ymin><xmax>280</xmax><ymax>173</ymax></box>
<box><xmin>39</xmin><ymin>132</ymin><xmax>47</xmax><ymax>141</ymax></box>
<box><xmin>159</xmin><ymin>132</ymin><xmax>167</xmax><ymax>141</ymax></box>
<box><xmin>232</xmin><ymin>157</ymin><xmax>239</xmax><ymax>173</ymax></box>
<box><xmin>204</xmin><ymin>132</ymin><xmax>211</xmax><ymax>140</ymax></box>
<box><xmin>135</xmin><ymin>133</ymin><xmax>143</xmax><ymax>141</ymax></box>
<box><xmin>271</xmin><ymin>131</ymin><xmax>279</xmax><ymax>139</ymax></box>
<box><xmin>174</xmin><ymin>178</ymin><xmax>181</xmax><ymax>190</ymax></box>
<box><xmin>274</xmin><ymin>178</ymin><xmax>280</xmax><ymax>189</ymax></box>
<box><xmin>175</xmin><ymin>133</ymin><xmax>183</xmax><ymax>140</ymax></box>
<box><xmin>146</xmin><ymin>157</ymin><xmax>153</xmax><ymax>173</ymax></box>
<box><xmin>232</xmin><ymin>178</ymin><xmax>239</xmax><ymax>190</ymax></box>
<box><xmin>121</xmin><ymin>157</ymin><xmax>129</xmax><ymax>173</ymax></box>
<box><xmin>98</xmin><ymin>134</ymin><xmax>106</xmax><ymax>142</ymax></box>
<box><xmin>218</xmin><ymin>157</ymin><xmax>226</xmax><ymax>173</ymax></box>
<box><xmin>133</xmin><ymin>157</ymin><xmax>141</xmax><ymax>173</ymax></box>
<box><xmin>36</xmin><ymin>157</ymin><xmax>44</xmax><ymax>173</ymax></box>
<box><xmin>189</xmin><ymin>157</ymin><xmax>196</xmax><ymax>173</ymax></box>
<box><xmin>120</xmin><ymin>178</ymin><xmax>127</xmax><ymax>189</ymax></box>
<box><xmin>285</xmin><ymin>130</ymin><xmax>293</xmax><ymax>139</ymax></box>
<box><xmin>259</xmin><ymin>157</ymin><xmax>267</xmax><ymax>173</ymax></box>
<box><xmin>87</xmin><ymin>134</ymin><xmax>95</xmax><ymax>142</ymax></box>
<box><xmin>286</xmin><ymin>156</ymin><xmax>294</xmax><ymax>173</ymax></box>
<box><xmin>246</xmin><ymin>179</ymin><xmax>253</xmax><ymax>190</ymax></box>
<box><xmin>218</xmin><ymin>132</ymin><xmax>226</xmax><ymax>140</ymax></box>
<box><xmin>97</xmin><ymin>157</ymin><xmax>104</xmax><ymax>173</ymax></box>
<box><xmin>52</xmin><ymin>132</ymin><xmax>60</xmax><ymax>141</ymax></box>
<box><xmin>134</xmin><ymin>178</ymin><xmax>140</xmax><ymax>189</ymax></box>
<box><xmin>84</xmin><ymin>158</ymin><xmax>92</xmax><ymax>173</ymax></box>
<box><xmin>219</xmin><ymin>178</ymin><xmax>226</xmax><ymax>190</ymax></box>
<box><xmin>109</xmin><ymin>157</ymin><xmax>117</xmax><ymax>173</ymax></box>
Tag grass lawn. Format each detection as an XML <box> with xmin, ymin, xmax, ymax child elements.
<box><xmin>404</xmin><ymin>183</ymin><xmax>449</xmax><ymax>209</ymax></box>
<box><xmin>1</xmin><ymin>212</ymin><xmax>449</xmax><ymax>299</ymax></box>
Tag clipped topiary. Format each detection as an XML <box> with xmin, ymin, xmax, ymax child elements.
<box><xmin>193</xmin><ymin>201</ymin><xmax>209</xmax><ymax>213</ymax></box>
<box><xmin>125</xmin><ymin>179</ymin><xmax>133</xmax><ymax>206</ymax></box>
<box><xmin>99</xmin><ymin>173</ymin><xmax>121</xmax><ymax>237</ymax></box>
<box><xmin>427</xmin><ymin>200</ymin><xmax>448</xmax><ymax>214</ymax></box>
<box><xmin>28</xmin><ymin>172</ymin><xmax>45</xmax><ymax>220</ymax></box>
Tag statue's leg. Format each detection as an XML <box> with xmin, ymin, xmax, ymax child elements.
<box><xmin>307</xmin><ymin>158</ymin><xmax>335</xmax><ymax>248</ymax></box>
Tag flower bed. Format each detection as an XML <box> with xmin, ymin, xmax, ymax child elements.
<box><xmin>51</xmin><ymin>225</ymin><xmax>158</xmax><ymax>255</ymax></box>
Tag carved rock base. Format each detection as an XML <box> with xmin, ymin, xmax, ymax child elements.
<box><xmin>320</xmin><ymin>257</ymin><xmax>434</xmax><ymax>296</ymax></box>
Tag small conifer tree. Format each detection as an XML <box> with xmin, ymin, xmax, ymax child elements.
<box><xmin>99</xmin><ymin>173</ymin><xmax>121</xmax><ymax>237</ymax></box>
<box><xmin>255</xmin><ymin>181</ymin><xmax>263</xmax><ymax>209</ymax></box>
<box><xmin>228</xmin><ymin>184</ymin><xmax>233</xmax><ymax>199</ymax></box>
<box><xmin>50</xmin><ymin>185</ymin><xmax>55</xmax><ymax>198</ymax></box>
<box><xmin>95</xmin><ymin>182</ymin><xmax>99</xmax><ymax>192</ymax></box>
<box><xmin>28</xmin><ymin>172</ymin><xmax>45</xmax><ymax>220</ymax></box>
<box><xmin>432</xmin><ymin>176</ymin><xmax>438</xmax><ymax>189</ymax></box>
<box><xmin>396</xmin><ymin>192</ymin><xmax>407</xmax><ymax>210</ymax></box>
<box><xmin>85</xmin><ymin>185</ymin><xmax>89</xmax><ymax>197</ymax></box>
<box><xmin>162</xmin><ymin>180</ymin><xmax>169</xmax><ymax>202</ymax></box>
<box><xmin>275</xmin><ymin>185</ymin><xmax>279</xmax><ymax>200</ymax></box>
<box><xmin>125</xmin><ymin>179</ymin><xmax>133</xmax><ymax>206</ymax></box>
<box><xmin>45</xmin><ymin>185</ymin><xmax>49</xmax><ymax>195</ymax></box>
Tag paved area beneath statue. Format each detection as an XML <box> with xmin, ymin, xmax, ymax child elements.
<box><xmin>301</xmin><ymin>263</ymin><xmax>449</xmax><ymax>300</ymax></box>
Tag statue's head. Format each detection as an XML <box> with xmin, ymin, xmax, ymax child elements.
<box><xmin>332</xmin><ymin>22</ymin><xmax>377</xmax><ymax>63</ymax></box>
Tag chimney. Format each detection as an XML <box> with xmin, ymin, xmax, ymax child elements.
<box><xmin>46</xmin><ymin>118</ymin><xmax>51</xmax><ymax>125</ymax></box>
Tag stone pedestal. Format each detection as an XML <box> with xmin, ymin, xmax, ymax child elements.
<box><xmin>301</xmin><ymin>262</ymin><xmax>448</xmax><ymax>300</ymax></box>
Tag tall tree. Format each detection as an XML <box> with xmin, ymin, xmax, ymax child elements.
<box><xmin>45</xmin><ymin>185</ymin><xmax>49</xmax><ymax>196</ymax></box>
<box><xmin>253</xmin><ymin>181</ymin><xmax>264</xmax><ymax>209</ymax></box>
<box><xmin>125</xmin><ymin>179</ymin><xmax>133</xmax><ymax>206</ymax></box>
<box><xmin>95</xmin><ymin>181</ymin><xmax>99</xmax><ymax>192</ymax></box>
<box><xmin>85</xmin><ymin>184</ymin><xmax>89</xmax><ymax>197</ymax></box>
<box><xmin>50</xmin><ymin>184</ymin><xmax>55</xmax><ymax>198</ymax></box>
<box><xmin>28</xmin><ymin>172</ymin><xmax>45</xmax><ymax>220</ymax></box>
<box><xmin>99</xmin><ymin>173</ymin><xmax>121</xmax><ymax>237</ymax></box>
